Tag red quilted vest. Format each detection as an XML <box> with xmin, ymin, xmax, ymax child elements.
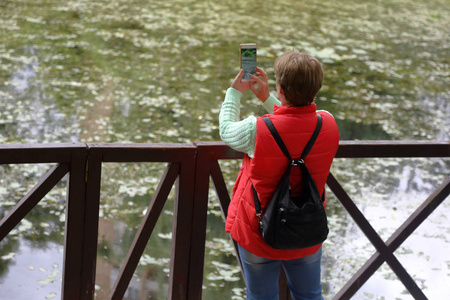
<box><xmin>225</xmin><ymin>103</ymin><xmax>339</xmax><ymax>260</ymax></box>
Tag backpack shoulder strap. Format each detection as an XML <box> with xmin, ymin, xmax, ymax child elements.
<box><xmin>262</xmin><ymin>117</ymin><xmax>292</xmax><ymax>161</ymax></box>
<box><xmin>262</xmin><ymin>113</ymin><xmax>322</xmax><ymax>162</ymax></box>
<box><xmin>252</xmin><ymin>185</ymin><xmax>262</xmax><ymax>214</ymax></box>
<box><xmin>300</xmin><ymin>113</ymin><xmax>322</xmax><ymax>160</ymax></box>
<box><xmin>254</xmin><ymin>114</ymin><xmax>323</xmax><ymax>216</ymax></box>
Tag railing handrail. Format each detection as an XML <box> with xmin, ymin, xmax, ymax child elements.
<box><xmin>195</xmin><ymin>140</ymin><xmax>450</xmax><ymax>158</ymax></box>
<box><xmin>0</xmin><ymin>141</ymin><xmax>449</xmax><ymax>300</ymax></box>
<box><xmin>1</xmin><ymin>140</ymin><xmax>448</xmax><ymax>164</ymax></box>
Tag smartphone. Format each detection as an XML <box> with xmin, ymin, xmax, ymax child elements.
<box><xmin>240</xmin><ymin>43</ymin><xmax>257</xmax><ymax>82</ymax></box>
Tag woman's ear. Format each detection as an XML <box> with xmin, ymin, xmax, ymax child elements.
<box><xmin>276</xmin><ymin>84</ymin><xmax>283</xmax><ymax>94</ymax></box>
<box><xmin>276</xmin><ymin>84</ymin><xmax>289</xmax><ymax>106</ymax></box>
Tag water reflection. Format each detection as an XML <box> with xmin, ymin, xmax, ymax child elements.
<box><xmin>0</xmin><ymin>240</ymin><xmax>63</xmax><ymax>300</ymax></box>
<box><xmin>0</xmin><ymin>0</ymin><xmax>449</xmax><ymax>299</ymax></box>
<box><xmin>92</xmin><ymin>163</ymin><xmax>174</xmax><ymax>299</ymax></box>
<box><xmin>10</xmin><ymin>46</ymin><xmax>38</xmax><ymax>92</ymax></box>
<box><xmin>323</xmin><ymin>158</ymin><xmax>450</xmax><ymax>299</ymax></box>
<box><xmin>1</xmin><ymin>44</ymin><xmax>80</xmax><ymax>143</ymax></box>
<box><xmin>96</xmin><ymin>219</ymin><xmax>167</xmax><ymax>299</ymax></box>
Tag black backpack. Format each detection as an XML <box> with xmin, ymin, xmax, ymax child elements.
<box><xmin>252</xmin><ymin>113</ymin><xmax>329</xmax><ymax>249</ymax></box>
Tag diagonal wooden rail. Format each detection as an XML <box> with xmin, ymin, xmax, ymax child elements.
<box><xmin>110</xmin><ymin>162</ymin><xmax>180</xmax><ymax>299</ymax></box>
<box><xmin>0</xmin><ymin>163</ymin><xmax>69</xmax><ymax>241</ymax></box>
<box><xmin>327</xmin><ymin>141</ymin><xmax>450</xmax><ymax>299</ymax></box>
<box><xmin>0</xmin><ymin>141</ymin><xmax>448</xmax><ymax>299</ymax></box>
<box><xmin>327</xmin><ymin>174</ymin><xmax>450</xmax><ymax>300</ymax></box>
<box><xmin>195</xmin><ymin>141</ymin><xmax>450</xmax><ymax>300</ymax></box>
<box><xmin>0</xmin><ymin>144</ymin><xmax>91</xmax><ymax>299</ymax></box>
<box><xmin>86</xmin><ymin>143</ymin><xmax>197</xmax><ymax>300</ymax></box>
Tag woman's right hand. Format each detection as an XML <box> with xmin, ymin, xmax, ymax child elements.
<box><xmin>231</xmin><ymin>69</ymin><xmax>251</xmax><ymax>93</ymax></box>
<box><xmin>249</xmin><ymin>67</ymin><xmax>270</xmax><ymax>102</ymax></box>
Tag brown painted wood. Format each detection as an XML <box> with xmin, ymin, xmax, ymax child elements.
<box><xmin>327</xmin><ymin>173</ymin><xmax>429</xmax><ymax>300</ymax></box>
<box><xmin>208</xmin><ymin>159</ymin><xmax>246</xmax><ymax>285</ymax></box>
<box><xmin>63</xmin><ymin>153</ymin><xmax>89</xmax><ymax>300</ymax></box>
<box><xmin>210</xmin><ymin>160</ymin><xmax>232</xmax><ymax>219</ymax></box>
<box><xmin>187</xmin><ymin>146</ymin><xmax>212</xmax><ymax>300</ymax></box>
<box><xmin>88</xmin><ymin>143</ymin><xmax>197</xmax><ymax>163</ymax></box>
<box><xmin>0</xmin><ymin>143</ymin><xmax>87</xmax><ymax>164</ymax></box>
<box><xmin>169</xmin><ymin>156</ymin><xmax>197</xmax><ymax>300</ymax></box>
<box><xmin>194</xmin><ymin>141</ymin><xmax>245</xmax><ymax>160</ymax></box>
<box><xmin>0</xmin><ymin>141</ymin><xmax>448</xmax><ymax>300</ymax></box>
<box><xmin>386</xmin><ymin>176</ymin><xmax>450</xmax><ymax>251</ymax></box>
<box><xmin>110</xmin><ymin>163</ymin><xmax>179</xmax><ymax>300</ymax></box>
<box><xmin>0</xmin><ymin>163</ymin><xmax>69</xmax><ymax>240</ymax></box>
<box><xmin>335</xmin><ymin>140</ymin><xmax>450</xmax><ymax>158</ymax></box>
<box><xmin>80</xmin><ymin>154</ymin><xmax>103</xmax><ymax>300</ymax></box>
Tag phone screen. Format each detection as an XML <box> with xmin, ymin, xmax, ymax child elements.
<box><xmin>240</xmin><ymin>44</ymin><xmax>257</xmax><ymax>82</ymax></box>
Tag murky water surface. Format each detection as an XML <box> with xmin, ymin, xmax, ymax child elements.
<box><xmin>0</xmin><ymin>0</ymin><xmax>449</xmax><ymax>299</ymax></box>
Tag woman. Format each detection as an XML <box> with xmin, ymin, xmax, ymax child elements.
<box><xmin>219</xmin><ymin>51</ymin><xmax>339</xmax><ymax>300</ymax></box>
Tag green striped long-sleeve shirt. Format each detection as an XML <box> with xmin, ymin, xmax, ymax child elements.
<box><xmin>219</xmin><ymin>88</ymin><xmax>281</xmax><ymax>158</ymax></box>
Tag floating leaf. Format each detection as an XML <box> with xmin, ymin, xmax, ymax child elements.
<box><xmin>1</xmin><ymin>253</ymin><xmax>15</xmax><ymax>260</ymax></box>
<box><xmin>45</xmin><ymin>292</ymin><xmax>57</xmax><ymax>299</ymax></box>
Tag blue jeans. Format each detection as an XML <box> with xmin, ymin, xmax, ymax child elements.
<box><xmin>238</xmin><ymin>245</ymin><xmax>324</xmax><ymax>300</ymax></box>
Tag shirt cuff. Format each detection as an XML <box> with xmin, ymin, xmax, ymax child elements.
<box><xmin>262</xmin><ymin>94</ymin><xmax>280</xmax><ymax>113</ymax></box>
<box><xmin>226</xmin><ymin>88</ymin><xmax>243</xmax><ymax>104</ymax></box>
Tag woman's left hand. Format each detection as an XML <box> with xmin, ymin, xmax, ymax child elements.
<box><xmin>249</xmin><ymin>67</ymin><xmax>270</xmax><ymax>102</ymax></box>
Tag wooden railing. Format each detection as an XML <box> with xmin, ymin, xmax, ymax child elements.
<box><xmin>0</xmin><ymin>141</ymin><xmax>449</xmax><ymax>300</ymax></box>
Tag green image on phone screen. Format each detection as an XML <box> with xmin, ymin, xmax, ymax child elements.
<box><xmin>241</xmin><ymin>48</ymin><xmax>256</xmax><ymax>80</ymax></box>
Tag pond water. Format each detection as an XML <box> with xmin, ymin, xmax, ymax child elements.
<box><xmin>0</xmin><ymin>0</ymin><xmax>449</xmax><ymax>299</ymax></box>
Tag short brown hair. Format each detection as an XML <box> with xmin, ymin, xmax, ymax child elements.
<box><xmin>273</xmin><ymin>51</ymin><xmax>323</xmax><ymax>106</ymax></box>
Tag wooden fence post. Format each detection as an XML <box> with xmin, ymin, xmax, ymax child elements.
<box><xmin>169</xmin><ymin>155</ymin><xmax>197</xmax><ymax>299</ymax></box>
<box><xmin>80</xmin><ymin>152</ymin><xmax>103</xmax><ymax>300</ymax></box>
<box><xmin>62</xmin><ymin>150</ymin><xmax>89</xmax><ymax>299</ymax></box>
